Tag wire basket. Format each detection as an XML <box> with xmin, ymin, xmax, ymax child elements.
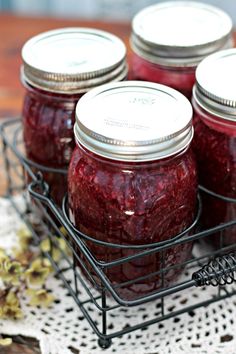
<box><xmin>1</xmin><ymin>118</ymin><xmax>236</xmax><ymax>349</ymax></box>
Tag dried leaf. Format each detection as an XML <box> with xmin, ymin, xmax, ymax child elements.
<box><xmin>0</xmin><ymin>338</ymin><xmax>12</xmax><ymax>346</ymax></box>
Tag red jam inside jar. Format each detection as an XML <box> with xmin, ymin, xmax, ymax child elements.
<box><xmin>68</xmin><ymin>81</ymin><xmax>198</xmax><ymax>300</ymax></box>
<box><xmin>131</xmin><ymin>53</ymin><xmax>195</xmax><ymax>100</ymax></box>
<box><xmin>192</xmin><ymin>49</ymin><xmax>236</xmax><ymax>246</ymax></box>
<box><xmin>21</xmin><ymin>28</ymin><xmax>127</xmax><ymax>205</ymax></box>
<box><xmin>23</xmin><ymin>83</ymin><xmax>80</xmax><ymax>205</ymax></box>
<box><xmin>130</xmin><ymin>2</ymin><xmax>233</xmax><ymax>99</ymax></box>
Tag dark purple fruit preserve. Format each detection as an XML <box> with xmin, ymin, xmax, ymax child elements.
<box><xmin>192</xmin><ymin>49</ymin><xmax>236</xmax><ymax>246</ymax></box>
<box><xmin>21</xmin><ymin>27</ymin><xmax>127</xmax><ymax>205</ymax></box>
<box><xmin>68</xmin><ymin>81</ymin><xmax>198</xmax><ymax>300</ymax></box>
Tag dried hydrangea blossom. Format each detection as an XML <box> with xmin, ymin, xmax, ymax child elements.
<box><xmin>0</xmin><ymin>225</ymin><xmax>70</xmax><ymax>318</ymax></box>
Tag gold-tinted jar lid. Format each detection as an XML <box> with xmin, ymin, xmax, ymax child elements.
<box><xmin>22</xmin><ymin>27</ymin><xmax>128</xmax><ymax>94</ymax></box>
<box><xmin>75</xmin><ymin>81</ymin><xmax>193</xmax><ymax>162</ymax></box>
<box><xmin>131</xmin><ymin>1</ymin><xmax>233</xmax><ymax>67</ymax></box>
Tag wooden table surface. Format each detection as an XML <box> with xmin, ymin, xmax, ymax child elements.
<box><xmin>0</xmin><ymin>13</ymin><xmax>235</xmax><ymax>354</ymax></box>
<box><xmin>0</xmin><ymin>13</ymin><xmax>130</xmax><ymax>353</ymax></box>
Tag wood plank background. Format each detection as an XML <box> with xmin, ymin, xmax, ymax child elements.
<box><xmin>0</xmin><ymin>13</ymin><xmax>235</xmax><ymax>354</ymax></box>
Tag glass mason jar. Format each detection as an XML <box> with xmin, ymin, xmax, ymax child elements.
<box><xmin>130</xmin><ymin>1</ymin><xmax>233</xmax><ymax>99</ymax></box>
<box><xmin>21</xmin><ymin>28</ymin><xmax>127</xmax><ymax>205</ymax></box>
<box><xmin>68</xmin><ymin>81</ymin><xmax>198</xmax><ymax>300</ymax></box>
<box><xmin>192</xmin><ymin>49</ymin><xmax>236</xmax><ymax>247</ymax></box>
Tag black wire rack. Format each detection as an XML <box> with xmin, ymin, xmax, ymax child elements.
<box><xmin>1</xmin><ymin>117</ymin><xmax>236</xmax><ymax>349</ymax></box>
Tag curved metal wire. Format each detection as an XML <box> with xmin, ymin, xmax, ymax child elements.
<box><xmin>199</xmin><ymin>185</ymin><xmax>236</xmax><ymax>204</ymax></box>
<box><xmin>2</xmin><ymin>117</ymin><xmax>236</xmax><ymax>347</ymax></box>
<box><xmin>61</xmin><ymin>193</ymin><xmax>202</xmax><ymax>250</ymax></box>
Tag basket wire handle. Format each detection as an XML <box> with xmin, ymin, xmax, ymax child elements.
<box><xmin>29</xmin><ymin>173</ymin><xmax>236</xmax><ymax>294</ymax></box>
<box><xmin>192</xmin><ymin>253</ymin><xmax>236</xmax><ymax>287</ymax></box>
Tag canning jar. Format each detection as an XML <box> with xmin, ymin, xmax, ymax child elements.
<box><xmin>192</xmin><ymin>49</ymin><xmax>236</xmax><ymax>247</ymax></box>
<box><xmin>130</xmin><ymin>1</ymin><xmax>233</xmax><ymax>99</ymax></box>
<box><xmin>68</xmin><ymin>81</ymin><xmax>198</xmax><ymax>300</ymax></box>
<box><xmin>21</xmin><ymin>28</ymin><xmax>127</xmax><ymax>205</ymax></box>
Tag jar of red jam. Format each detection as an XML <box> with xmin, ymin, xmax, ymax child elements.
<box><xmin>130</xmin><ymin>1</ymin><xmax>233</xmax><ymax>99</ymax></box>
<box><xmin>192</xmin><ymin>49</ymin><xmax>236</xmax><ymax>247</ymax></box>
<box><xmin>21</xmin><ymin>28</ymin><xmax>127</xmax><ymax>205</ymax></box>
<box><xmin>68</xmin><ymin>81</ymin><xmax>198</xmax><ymax>300</ymax></box>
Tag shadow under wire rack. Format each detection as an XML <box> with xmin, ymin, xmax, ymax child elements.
<box><xmin>1</xmin><ymin>118</ymin><xmax>236</xmax><ymax>349</ymax></box>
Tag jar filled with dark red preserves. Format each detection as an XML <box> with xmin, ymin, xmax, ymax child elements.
<box><xmin>130</xmin><ymin>1</ymin><xmax>233</xmax><ymax>99</ymax></box>
<box><xmin>192</xmin><ymin>49</ymin><xmax>236</xmax><ymax>247</ymax></box>
<box><xmin>68</xmin><ymin>81</ymin><xmax>198</xmax><ymax>300</ymax></box>
<box><xmin>21</xmin><ymin>28</ymin><xmax>127</xmax><ymax>205</ymax></box>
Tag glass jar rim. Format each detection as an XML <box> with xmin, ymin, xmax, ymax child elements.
<box><xmin>21</xmin><ymin>75</ymin><xmax>83</xmax><ymax>100</ymax></box>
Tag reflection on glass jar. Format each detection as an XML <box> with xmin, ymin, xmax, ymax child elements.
<box><xmin>192</xmin><ymin>48</ymin><xmax>236</xmax><ymax>247</ymax></box>
<box><xmin>21</xmin><ymin>27</ymin><xmax>127</xmax><ymax>205</ymax></box>
<box><xmin>130</xmin><ymin>1</ymin><xmax>233</xmax><ymax>99</ymax></box>
<box><xmin>68</xmin><ymin>81</ymin><xmax>198</xmax><ymax>300</ymax></box>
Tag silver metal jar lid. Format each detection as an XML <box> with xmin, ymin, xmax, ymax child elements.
<box><xmin>21</xmin><ymin>28</ymin><xmax>127</xmax><ymax>94</ymax></box>
<box><xmin>74</xmin><ymin>81</ymin><xmax>193</xmax><ymax>162</ymax></box>
<box><xmin>193</xmin><ymin>48</ymin><xmax>236</xmax><ymax>122</ymax></box>
<box><xmin>131</xmin><ymin>1</ymin><xmax>233</xmax><ymax>67</ymax></box>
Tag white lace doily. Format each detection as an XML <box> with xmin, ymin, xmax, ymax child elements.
<box><xmin>0</xmin><ymin>196</ymin><xmax>236</xmax><ymax>354</ymax></box>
